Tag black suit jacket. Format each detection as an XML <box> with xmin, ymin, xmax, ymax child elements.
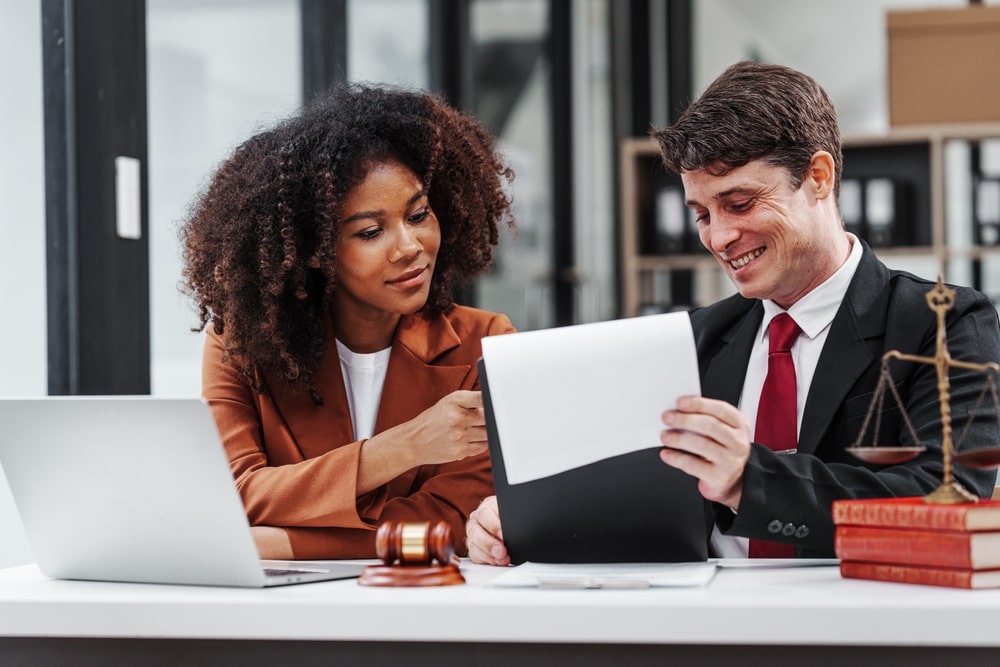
<box><xmin>690</xmin><ymin>242</ymin><xmax>1000</xmax><ymax>557</ymax></box>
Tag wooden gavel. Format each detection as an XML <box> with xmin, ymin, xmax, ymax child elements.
<box><xmin>375</xmin><ymin>520</ymin><xmax>456</xmax><ymax>566</ymax></box>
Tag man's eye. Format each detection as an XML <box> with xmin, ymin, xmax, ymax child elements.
<box><xmin>730</xmin><ymin>200</ymin><xmax>753</xmax><ymax>212</ymax></box>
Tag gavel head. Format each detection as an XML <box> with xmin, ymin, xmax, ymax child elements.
<box><xmin>375</xmin><ymin>520</ymin><xmax>456</xmax><ymax>566</ymax></box>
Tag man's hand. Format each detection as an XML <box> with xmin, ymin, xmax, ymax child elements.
<box><xmin>659</xmin><ymin>395</ymin><xmax>753</xmax><ymax>509</ymax></box>
<box><xmin>465</xmin><ymin>495</ymin><xmax>510</xmax><ymax>566</ymax></box>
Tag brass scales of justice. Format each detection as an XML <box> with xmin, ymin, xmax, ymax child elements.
<box><xmin>846</xmin><ymin>277</ymin><xmax>1000</xmax><ymax>504</ymax></box>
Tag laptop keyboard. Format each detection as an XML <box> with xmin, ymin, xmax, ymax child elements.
<box><xmin>263</xmin><ymin>567</ymin><xmax>328</xmax><ymax>576</ymax></box>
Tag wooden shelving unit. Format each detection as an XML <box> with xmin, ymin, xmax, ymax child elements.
<box><xmin>619</xmin><ymin>124</ymin><xmax>1000</xmax><ymax>317</ymax></box>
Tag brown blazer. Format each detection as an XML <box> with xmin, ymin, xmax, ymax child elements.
<box><xmin>202</xmin><ymin>305</ymin><xmax>515</xmax><ymax>559</ymax></box>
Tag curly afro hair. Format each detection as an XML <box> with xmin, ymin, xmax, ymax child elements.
<box><xmin>180</xmin><ymin>82</ymin><xmax>515</xmax><ymax>391</ymax></box>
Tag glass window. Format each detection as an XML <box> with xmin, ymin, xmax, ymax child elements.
<box><xmin>348</xmin><ymin>0</ymin><xmax>429</xmax><ymax>88</ymax></box>
<box><xmin>0</xmin><ymin>1</ymin><xmax>46</xmax><ymax>397</ymax></box>
<box><xmin>572</xmin><ymin>0</ymin><xmax>613</xmax><ymax>322</ymax></box>
<box><xmin>0</xmin><ymin>0</ymin><xmax>42</xmax><ymax>568</ymax></box>
<box><xmin>470</xmin><ymin>0</ymin><xmax>554</xmax><ymax>330</ymax></box>
<box><xmin>147</xmin><ymin>0</ymin><xmax>302</xmax><ymax>395</ymax></box>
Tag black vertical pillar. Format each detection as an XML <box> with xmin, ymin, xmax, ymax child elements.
<box><xmin>551</xmin><ymin>0</ymin><xmax>575</xmax><ymax>326</ymax></box>
<box><xmin>429</xmin><ymin>0</ymin><xmax>472</xmax><ymax>109</ymax></box>
<box><xmin>664</xmin><ymin>0</ymin><xmax>694</xmax><ymax>306</ymax></box>
<box><xmin>610</xmin><ymin>0</ymin><xmax>652</xmax><ymax>141</ymax></box>
<box><xmin>429</xmin><ymin>0</ymin><xmax>474</xmax><ymax>306</ymax></box>
<box><xmin>665</xmin><ymin>0</ymin><xmax>693</xmax><ymax>125</ymax></box>
<box><xmin>42</xmin><ymin>0</ymin><xmax>150</xmax><ymax>395</ymax></box>
<box><xmin>301</xmin><ymin>0</ymin><xmax>348</xmax><ymax>103</ymax></box>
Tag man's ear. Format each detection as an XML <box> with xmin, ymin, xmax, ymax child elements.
<box><xmin>806</xmin><ymin>151</ymin><xmax>836</xmax><ymax>200</ymax></box>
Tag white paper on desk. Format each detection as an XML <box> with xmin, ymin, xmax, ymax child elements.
<box><xmin>480</xmin><ymin>311</ymin><xmax>700</xmax><ymax>485</ymax></box>
<box><xmin>490</xmin><ymin>561</ymin><xmax>718</xmax><ymax>589</ymax></box>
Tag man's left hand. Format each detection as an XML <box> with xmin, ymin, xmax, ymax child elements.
<box><xmin>659</xmin><ymin>395</ymin><xmax>752</xmax><ymax>509</ymax></box>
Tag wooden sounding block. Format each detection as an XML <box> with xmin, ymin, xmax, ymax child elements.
<box><xmin>358</xmin><ymin>520</ymin><xmax>466</xmax><ymax>587</ymax></box>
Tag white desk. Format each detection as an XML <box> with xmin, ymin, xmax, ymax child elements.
<box><xmin>1</xmin><ymin>561</ymin><xmax>999</xmax><ymax>665</ymax></box>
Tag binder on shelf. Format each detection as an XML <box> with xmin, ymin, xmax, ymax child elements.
<box><xmin>865</xmin><ymin>178</ymin><xmax>910</xmax><ymax>247</ymax></box>
<box><xmin>975</xmin><ymin>178</ymin><xmax>1000</xmax><ymax>246</ymax></box>
<box><xmin>654</xmin><ymin>186</ymin><xmax>686</xmax><ymax>255</ymax></box>
<box><xmin>839</xmin><ymin>178</ymin><xmax>864</xmax><ymax>240</ymax></box>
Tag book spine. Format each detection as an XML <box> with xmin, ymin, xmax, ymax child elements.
<box><xmin>834</xmin><ymin>526</ymin><xmax>975</xmax><ymax>568</ymax></box>
<box><xmin>839</xmin><ymin>561</ymin><xmax>975</xmax><ymax>589</ymax></box>
<box><xmin>832</xmin><ymin>501</ymin><xmax>970</xmax><ymax>530</ymax></box>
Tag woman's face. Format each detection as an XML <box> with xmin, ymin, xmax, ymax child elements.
<box><xmin>332</xmin><ymin>159</ymin><xmax>441</xmax><ymax>328</ymax></box>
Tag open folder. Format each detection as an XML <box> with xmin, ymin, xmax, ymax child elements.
<box><xmin>479</xmin><ymin>311</ymin><xmax>709</xmax><ymax>564</ymax></box>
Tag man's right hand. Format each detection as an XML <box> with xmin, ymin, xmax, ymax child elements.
<box><xmin>465</xmin><ymin>495</ymin><xmax>510</xmax><ymax>566</ymax></box>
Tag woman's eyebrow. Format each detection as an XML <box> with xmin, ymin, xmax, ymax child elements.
<box><xmin>341</xmin><ymin>189</ymin><xmax>427</xmax><ymax>224</ymax></box>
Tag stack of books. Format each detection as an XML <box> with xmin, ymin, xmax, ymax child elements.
<box><xmin>832</xmin><ymin>496</ymin><xmax>1000</xmax><ymax>589</ymax></box>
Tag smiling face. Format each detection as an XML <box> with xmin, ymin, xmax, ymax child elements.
<box><xmin>682</xmin><ymin>154</ymin><xmax>849</xmax><ymax>309</ymax></box>
<box><xmin>331</xmin><ymin>159</ymin><xmax>441</xmax><ymax>351</ymax></box>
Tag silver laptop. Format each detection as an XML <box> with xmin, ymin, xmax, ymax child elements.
<box><xmin>0</xmin><ymin>396</ymin><xmax>365</xmax><ymax>587</ymax></box>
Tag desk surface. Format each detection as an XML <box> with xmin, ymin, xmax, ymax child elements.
<box><xmin>1</xmin><ymin>560</ymin><xmax>1000</xmax><ymax>648</ymax></box>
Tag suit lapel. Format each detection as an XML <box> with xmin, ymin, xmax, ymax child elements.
<box><xmin>701</xmin><ymin>304</ymin><xmax>762</xmax><ymax>405</ymax></box>
<box><xmin>374</xmin><ymin>311</ymin><xmax>473</xmax><ymax>432</ymax></box>
<box><xmin>267</xmin><ymin>311</ymin><xmax>356</xmax><ymax>459</ymax></box>
<box><xmin>798</xmin><ymin>247</ymin><xmax>888</xmax><ymax>454</ymax></box>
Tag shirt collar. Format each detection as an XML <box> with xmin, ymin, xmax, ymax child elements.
<box><xmin>760</xmin><ymin>233</ymin><xmax>863</xmax><ymax>341</ymax></box>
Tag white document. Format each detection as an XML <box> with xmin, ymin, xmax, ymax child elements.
<box><xmin>490</xmin><ymin>561</ymin><xmax>718</xmax><ymax>589</ymax></box>
<box><xmin>480</xmin><ymin>311</ymin><xmax>700</xmax><ymax>484</ymax></box>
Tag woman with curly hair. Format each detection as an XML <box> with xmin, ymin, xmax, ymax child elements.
<box><xmin>180</xmin><ymin>82</ymin><xmax>516</xmax><ymax>560</ymax></box>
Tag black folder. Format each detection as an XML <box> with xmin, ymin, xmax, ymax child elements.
<box><xmin>478</xmin><ymin>359</ymin><xmax>709</xmax><ymax>564</ymax></box>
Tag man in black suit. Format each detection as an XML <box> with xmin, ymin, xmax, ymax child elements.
<box><xmin>466</xmin><ymin>61</ymin><xmax>1000</xmax><ymax>565</ymax></box>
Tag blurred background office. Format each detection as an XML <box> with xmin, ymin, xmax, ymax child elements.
<box><xmin>2</xmin><ymin>0</ymin><xmax>998</xmax><ymax>567</ymax></box>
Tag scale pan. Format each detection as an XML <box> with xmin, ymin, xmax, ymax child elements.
<box><xmin>847</xmin><ymin>446</ymin><xmax>925</xmax><ymax>464</ymax></box>
<box><xmin>952</xmin><ymin>447</ymin><xmax>1000</xmax><ymax>470</ymax></box>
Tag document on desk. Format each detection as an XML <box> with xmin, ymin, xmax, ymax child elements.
<box><xmin>490</xmin><ymin>562</ymin><xmax>719</xmax><ymax>589</ymax></box>
<box><xmin>480</xmin><ymin>311</ymin><xmax>700</xmax><ymax>485</ymax></box>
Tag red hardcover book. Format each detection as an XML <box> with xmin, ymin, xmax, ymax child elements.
<box><xmin>835</xmin><ymin>525</ymin><xmax>1000</xmax><ymax>569</ymax></box>
<box><xmin>831</xmin><ymin>496</ymin><xmax>1000</xmax><ymax>531</ymax></box>
<box><xmin>839</xmin><ymin>560</ymin><xmax>1000</xmax><ymax>589</ymax></box>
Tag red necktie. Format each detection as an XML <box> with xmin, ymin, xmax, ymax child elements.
<box><xmin>748</xmin><ymin>313</ymin><xmax>800</xmax><ymax>559</ymax></box>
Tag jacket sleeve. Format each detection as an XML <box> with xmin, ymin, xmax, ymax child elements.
<box><xmin>715</xmin><ymin>288</ymin><xmax>1000</xmax><ymax>557</ymax></box>
<box><xmin>201</xmin><ymin>330</ymin><xmax>374</xmax><ymax>531</ymax></box>
<box><xmin>282</xmin><ymin>451</ymin><xmax>494</xmax><ymax>559</ymax></box>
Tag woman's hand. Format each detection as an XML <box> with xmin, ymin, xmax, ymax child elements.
<box><xmin>400</xmin><ymin>389</ymin><xmax>488</xmax><ymax>465</ymax></box>
<box><xmin>466</xmin><ymin>495</ymin><xmax>510</xmax><ymax>566</ymax></box>
<box><xmin>358</xmin><ymin>390</ymin><xmax>487</xmax><ymax>493</ymax></box>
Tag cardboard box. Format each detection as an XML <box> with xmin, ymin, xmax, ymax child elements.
<box><xmin>888</xmin><ymin>5</ymin><xmax>1000</xmax><ymax>126</ymax></box>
